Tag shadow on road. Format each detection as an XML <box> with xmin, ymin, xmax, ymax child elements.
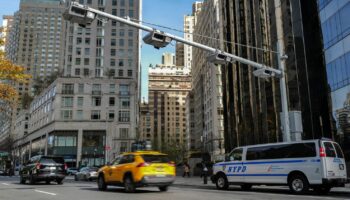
<box><xmin>174</xmin><ymin>184</ymin><xmax>350</xmax><ymax>199</ymax></box>
<box><xmin>80</xmin><ymin>186</ymin><xmax>162</xmax><ymax>194</ymax></box>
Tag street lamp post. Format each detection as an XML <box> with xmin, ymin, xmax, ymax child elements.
<box><xmin>63</xmin><ymin>1</ymin><xmax>291</xmax><ymax>142</ymax></box>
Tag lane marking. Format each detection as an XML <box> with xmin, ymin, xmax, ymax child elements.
<box><xmin>1</xmin><ymin>183</ymin><xmax>10</xmax><ymax>186</ymax></box>
<box><xmin>34</xmin><ymin>190</ymin><xmax>57</xmax><ymax>196</ymax></box>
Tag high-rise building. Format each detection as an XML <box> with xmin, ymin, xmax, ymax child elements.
<box><xmin>318</xmin><ymin>0</ymin><xmax>350</xmax><ymax>167</ymax></box>
<box><xmin>9</xmin><ymin>0</ymin><xmax>142</xmax><ymax>166</ymax></box>
<box><xmin>184</xmin><ymin>1</ymin><xmax>202</xmax><ymax>70</ymax></box>
<box><xmin>1</xmin><ymin>15</ymin><xmax>14</xmax><ymax>52</ymax></box>
<box><xmin>148</xmin><ymin>65</ymin><xmax>191</xmax><ymax>151</ymax></box>
<box><xmin>139</xmin><ymin>101</ymin><xmax>151</xmax><ymax>141</ymax></box>
<box><xmin>175</xmin><ymin>42</ymin><xmax>184</xmax><ymax>67</ymax></box>
<box><xmin>6</xmin><ymin>0</ymin><xmax>64</xmax><ymax>108</ymax></box>
<box><xmin>191</xmin><ymin>0</ymin><xmax>225</xmax><ymax>161</ymax></box>
<box><xmin>161</xmin><ymin>52</ymin><xmax>175</xmax><ymax>66</ymax></box>
<box><xmin>221</xmin><ymin>0</ymin><xmax>332</xmax><ymax>151</ymax></box>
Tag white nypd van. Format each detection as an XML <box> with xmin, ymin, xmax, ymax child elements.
<box><xmin>211</xmin><ymin>139</ymin><xmax>349</xmax><ymax>194</ymax></box>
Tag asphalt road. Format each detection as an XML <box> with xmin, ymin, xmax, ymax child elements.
<box><xmin>0</xmin><ymin>176</ymin><xmax>350</xmax><ymax>200</ymax></box>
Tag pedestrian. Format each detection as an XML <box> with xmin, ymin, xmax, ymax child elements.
<box><xmin>202</xmin><ymin>162</ymin><xmax>208</xmax><ymax>184</ymax></box>
<box><xmin>182</xmin><ymin>163</ymin><xmax>190</xmax><ymax>177</ymax></box>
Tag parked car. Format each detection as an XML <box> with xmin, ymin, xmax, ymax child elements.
<box><xmin>66</xmin><ymin>167</ymin><xmax>78</xmax><ymax>175</ymax></box>
<box><xmin>0</xmin><ymin>169</ymin><xmax>5</xmax><ymax>176</ymax></box>
<box><xmin>74</xmin><ymin>167</ymin><xmax>99</xmax><ymax>181</ymax></box>
<box><xmin>97</xmin><ymin>151</ymin><xmax>175</xmax><ymax>192</ymax></box>
<box><xmin>19</xmin><ymin>155</ymin><xmax>67</xmax><ymax>185</ymax></box>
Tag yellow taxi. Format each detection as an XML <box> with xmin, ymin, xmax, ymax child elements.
<box><xmin>97</xmin><ymin>151</ymin><xmax>176</xmax><ymax>192</ymax></box>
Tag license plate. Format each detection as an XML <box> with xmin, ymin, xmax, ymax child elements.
<box><xmin>156</xmin><ymin>174</ymin><xmax>165</xmax><ymax>177</ymax></box>
<box><xmin>339</xmin><ymin>164</ymin><xmax>344</xmax><ymax>170</ymax></box>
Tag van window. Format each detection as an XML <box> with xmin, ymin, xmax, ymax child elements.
<box><xmin>246</xmin><ymin>143</ymin><xmax>316</xmax><ymax>160</ymax></box>
<box><xmin>324</xmin><ymin>142</ymin><xmax>336</xmax><ymax>157</ymax></box>
<box><xmin>333</xmin><ymin>143</ymin><xmax>344</xmax><ymax>158</ymax></box>
<box><xmin>228</xmin><ymin>148</ymin><xmax>242</xmax><ymax>161</ymax></box>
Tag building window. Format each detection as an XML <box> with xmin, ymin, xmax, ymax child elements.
<box><xmin>62</xmin><ymin>97</ymin><xmax>73</xmax><ymax>107</ymax></box>
<box><xmin>91</xmin><ymin>110</ymin><xmax>101</xmax><ymax>120</ymax></box>
<box><xmin>119</xmin><ymin>59</ymin><xmax>124</xmax><ymax>66</ymax></box>
<box><xmin>76</xmin><ymin>37</ymin><xmax>82</xmax><ymax>44</ymax></box>
<box><xmin>61</xmin><ymin>110</ymin><xmax>73</xmax><ymax>120</ymax></box>
<box><xmin>84</xmin><ymin>58</ymin><xmax>90</xmax><ymax>65</ymax></box>
<box><xmin>78</xmin><ymin>84</ymin><xmax>84</xmax><ymax>93</ymax></box>
<box><xmin>111</xmin><ymin>29</ymin><xmax>116</xmax><ymax>36</ymax></box>
<box><xmin>75</xmin><ymin>58</ymin><xmax>81</xmax><ymax>65</ymax></box>
<box><xmin>111</xmin><ymin>39</ymin><xmax>116</xmax><ymax>46</ymax></box>
<box><xmin>109</xmin><ymin>97</ymin><xmax>115</xmax><ymax>106</ymax></box>
<box><xmin>85</xmin><ymin>38</ymin><xmax>90</xmax><ymax>45</ymax></box>
<box><xmin>76</xmin><ymin>47</ymin><xmax>81</xmax><ymax>55</ymax></box>
<box><xmin>109</xmin><ymin>110</ymin><xmax>115</xmax><ymax>119</ymax></box>
<box><xmin>75</xmin><ymin>68</ymin><xmax>80</xmax><ymax>76</ymax></box>
<box><xmin>92</xmin><ymin>84</ymin><xmax>101</xmax><ymax>95</ymax></box>
<box><xmin>120</xmin><ymin>128</ymin><xmax>128</xmax><ymax>139</ymax></box>
<box><xmin>95</xmin><ymin>68</ymin><xmax>102</xmax><ymax>77</ymax></box>
<box><xmin>109</xmin><ymin>84</ymin><xmax>115</xmax><ymax>93</ymax></box>
<box><xmin>118</xmin><ymin>69</ymin><xmax>123</xmax><ymax>77</ymax></box>
<box><xmin>119</xmin><ymin>84</ymin><xmax>129</xmax><ymax>95</ymax></box>
<box><xmin>118</xmin><ymin>111</ymin><xmax>130</xmax><ymax>122</ymax></box>
<box><xmin>127</xmin><ymin>70</ymin><xmax>132</xmax><ymax>77</ymax></box>
<box><xmin>129</xmin><ymin>0</ymin><xmax>134</xmax><ymax>7</ymax></box>
<box><xmin>112</xmin><ymin>9</ymin><xmax>117</xmax><ymax>16</ymax></box>
<box><xmin>83</xmin><ymin>68</ymin><xmax>89</xmax><ymax>76</ymax></box>
<box><xmin>84</xmin><ymin>48</ymin><xmax>90</xmax><ymax>55</ymax></box>
<box><xmin>62</xmin><ymin>84</ymin><xmax>74</xmax><ymax>94</ymax></box>
<box><xmin>112</xmin><ymin>0</ymin><xmax>117</xmax><ymax>5</ymax></box>
<box><xmin>76</xmin><ymin>110</ymin><xmax>83</xmax><ymax>120</ymax></box>
<box><xmin>77</xmin><ymin>97</ymin><xmax>84</xmax><ymax>107</ymax></box>
<box><xmin>110</xmin><ymin>59</ymin><xmax>116</xmax><ymax>66</ymax></box>
<box><xmin>119</xmin><ymin>97</ymin><xmax>130</xmax><ymax>109</ymax></box>
<box><xmin>120</xmin><ymin>142</ymin><xmax>127</xmax><ymax>153</ymax></box>
<box><xmin>111</xmin><ymin>49</ymin><xmax>116</xmax><ymax>56</ymax></box>
<box><xmin>92</xmin><ymin>97</ymin><xmax>101</xmax><ymax>106</ymax></box>
<box><xmin>119</xmin><ymin>39</ymin><xmax>124</xmax><ymax>46</ymax></box>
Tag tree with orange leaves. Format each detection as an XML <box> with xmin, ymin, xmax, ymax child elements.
<box><xmin>0</xmin><ymin>26</ymin><xmax>31</xmax><ymax>112</ymax></box>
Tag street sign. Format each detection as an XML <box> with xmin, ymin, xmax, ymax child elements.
<box><xmin>104</xmin><ymin>146</ymin><xmax>111</xmax><ymax>151</ymax></box>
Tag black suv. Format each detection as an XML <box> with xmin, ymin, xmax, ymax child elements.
<box><xmin>20</xmin><ymin>155</ymin><xmax>66</xmax><ymax>184</ymax></box>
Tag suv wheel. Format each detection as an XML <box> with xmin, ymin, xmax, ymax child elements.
<box><xmin>29</xmin><ymin>175</ymin><xmax>35</xmax><ymax>185</ymax></box>
<box><xmin>288</xmin><ymin>174</ymin><xmax>309</xmax><ymax>194</ymax></box>
<box><xmin>216</xmin><ymin>174</ymin><xmax>228</xmax><ymax>190</ymax></box>
<box><xmin>56</xmin><ymin>179</ymin><xmax>63</xmax><ymax>185</ymax></box>
<box><xmin>158</xmin><ymin>186</ymin><xmax>168</xmax><ymax>192</ymax></box>
<box><xmin>124</xmin><ymin>176</ymin><xmax>135</xmax><ymax>193</ymax></box>
<box><xmin>46</xmin><ymin>180</ymin><xmax>50</xmax><ymax>184</ymax></box>
<box><xmin>97</xmin><ymin>175</ymin><xmax>107</xmax><ymax>191</ymax></box>
<box><xmin>20</xmin><ymin>175</ymin><xmax>26</xmax><ymax>184</ymax></box>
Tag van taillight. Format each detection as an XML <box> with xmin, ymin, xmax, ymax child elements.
<box><xmin>137</xmin><ymin>162</ymin><xmax>149</xmax><ymax>167</ymax></box>
<box><xmin>64</xmin><ymin>163</ymin><xmax>68</xmax><ymax>170</ymax></box>
<box><xmin>320</xmin><ymin>147</ymin><xmax>326</xmax><ymax>157</ymax></box>
<box><xmin>36</xmin><ymin>163</ymin><xmax>42</xmax><ymax>170</ymax></box>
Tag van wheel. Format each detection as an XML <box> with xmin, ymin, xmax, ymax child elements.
<box><xmin>124</xmin><ymin>176</ymin><xmax>135</xmax><ymax>193</ymax></box>
<box><xmin>288</xmin><ymin>174</ymin><xmax>309</xmax><ymax>194</ymax></box>
<box><xmin>97</xmin><ymin>175</ymin><xmax>107</xmax><ymax>191</ymax></box>
<box><xmin>216</xmin><ymin>174</ymin><xmax>228</xmax><ymax>190</ymax></box>
<box><xmin>313</xmin><ymin>186</ymin><xmax>331</xmax><ymax>194</ymax></box>
<box><xmin>241</xmin><ymin>184</ymin><xmax>252</xmax><ymax>191</ymax></box>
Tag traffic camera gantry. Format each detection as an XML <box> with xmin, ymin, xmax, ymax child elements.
<box><xmin>62</xmin><ymin>1</ymin><xmax>291</xmax><ymax>142</ymax></box>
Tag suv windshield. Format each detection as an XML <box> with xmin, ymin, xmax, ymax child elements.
<box><xmin>141</xmin><ymin>155</ymin><xmax>170</xmax><ymax>163</ymax></box>
<box><xmin>40</xmin><ymin>157</ymin><xmax>65</xmax><ymax>164</ymax></box>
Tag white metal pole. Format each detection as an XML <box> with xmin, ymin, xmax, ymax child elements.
<box><xmin>85</xmin><ymin>6</ymin><xmax>282</xmax><ymax>76</ymax></box>
<box><xmin>275</xmin><ymin>0</ymin><xmax>291</xmax><ymax>142</ymax></box>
